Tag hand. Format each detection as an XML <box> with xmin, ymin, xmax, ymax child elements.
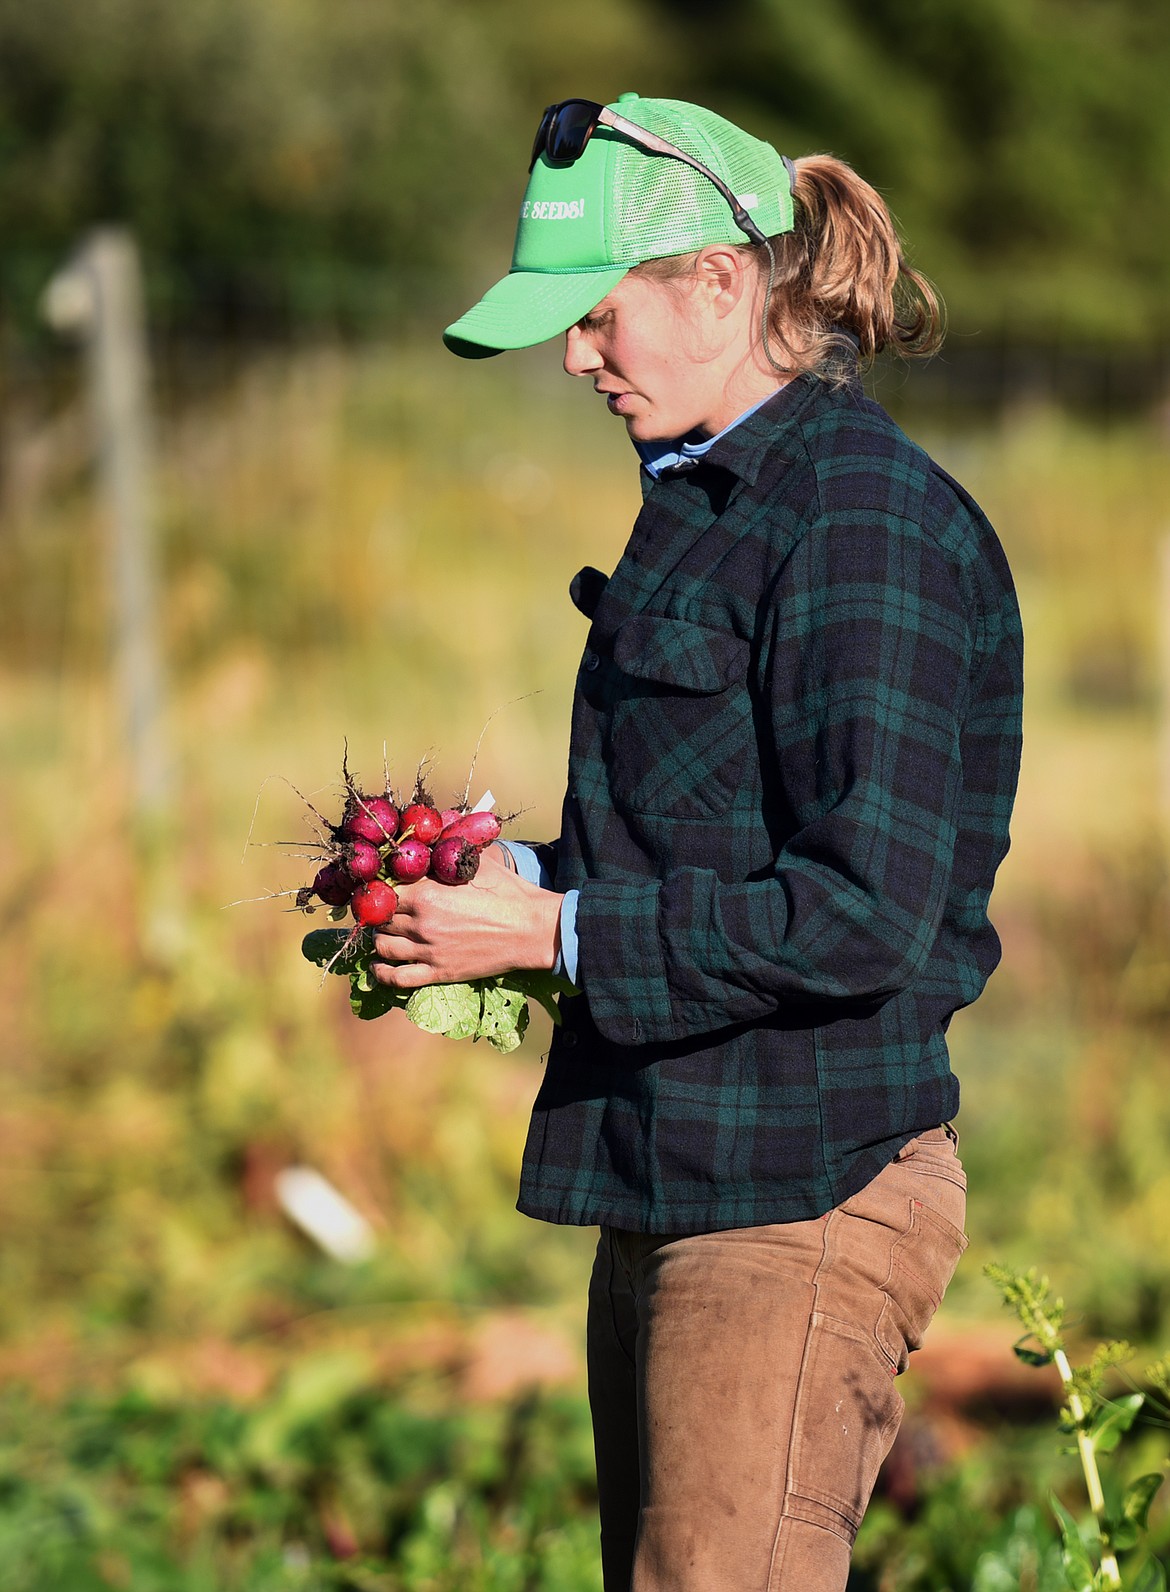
<box><xmin>370</xmin><ymin>845</ymin><xmax>563</xmax><ymax>991</ymax></box>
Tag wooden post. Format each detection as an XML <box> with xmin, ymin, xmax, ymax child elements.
<box><xmin>43</xmin><ymin>228</ymin><xmax>171</xmax><ymax>823</ymax></box>
<box><xmin>44</xmin><ymin>230</ymin><xmax>183</xmax><ymax>958</ymax></box>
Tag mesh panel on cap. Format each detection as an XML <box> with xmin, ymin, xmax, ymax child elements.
<box><xmin>614</xmin><ymin>161</ymin><xmax>720</xmax><ymax>257</ymax></box>
<box><xmin>611</xmin><ymin>102</ymin><xmax>782</xmax><ymax>262</ymax></box>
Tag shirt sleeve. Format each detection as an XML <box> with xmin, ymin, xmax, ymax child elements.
<box><xmin>496</xmin><ymin>840</ymin><xmax>552</xmax><ymax>888</ymax></box>
<box><xmin>575</xmin><ymin>512</ymin><xmax>977</xmax><ymax>1046</ymax></box>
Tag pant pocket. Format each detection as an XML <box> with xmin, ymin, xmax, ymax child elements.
<box><xmin>784</xmin><ymin>1313</ymin><xmax>904</xmax><ymax>1543</ymax></box>
<box><xmin>876</xmin><ymin>1199</ymin><xmax>968</xmax><ymax>1374</ymax></box>
<box><xmin>896</xmin><ymin>1124</ymin><xmax>968</xmax><ymax>1192</ymax></box>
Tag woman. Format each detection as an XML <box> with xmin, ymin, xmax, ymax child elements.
<box><xmin>371</xmin><ymin>93</ymin><xmax>1023</xmax><ymax>1591</ymax></box>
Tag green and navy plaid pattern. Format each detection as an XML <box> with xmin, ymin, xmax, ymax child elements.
<box><xmin>518</xmin><ymin>373</ymin><xmax>1024</xmax><ymax>1233</ymax></box>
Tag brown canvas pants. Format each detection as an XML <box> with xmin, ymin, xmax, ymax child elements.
<box><xmin>586</xmin><ymin>1127</ymin><xmax>967</xmax><ymax>1591</ymax></box>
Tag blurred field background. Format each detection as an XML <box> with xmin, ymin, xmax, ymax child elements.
<box><xmin>3</xmin><ymin>2</ymin><xmax>1170</xmax><ymax>1587</ymax></box>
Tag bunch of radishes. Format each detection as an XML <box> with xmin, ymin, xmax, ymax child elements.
<box><xmin>280</xmin><ymin>753</ymin><xmax>572</xmax><ymax>1046</ymax></box>
<box><xmin>296</xmin><ymin>776</ymin><xmax>504</xmax><ymax>930</ymax></box>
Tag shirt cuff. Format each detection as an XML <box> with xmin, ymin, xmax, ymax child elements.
<box><xmin>496</xmin><ymin>840</ymin><xmax>553</xmax><ymax>889</ymax></box>
<box><xmin>558</xmin><ymin>890</ymin><xmax>579</xmax><ymax>986</ymax></box>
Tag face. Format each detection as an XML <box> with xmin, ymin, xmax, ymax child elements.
<box><xmin>562</xmin><ymin>271</ymin><xmax>730</xmax><ymax>442</ymax></box>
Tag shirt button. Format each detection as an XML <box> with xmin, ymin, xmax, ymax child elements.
<box><xmin>561</xmin><ymin>1031</ymin><xmax>578</xmax><ymax>1048</ymax></box>
<box><xmin>583</xmin><ymin>651</ymin><xmax>600</xmax><ymax>672</ymax></box>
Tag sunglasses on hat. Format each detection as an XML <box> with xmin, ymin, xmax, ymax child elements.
<box><xmin>529</xmin><ymin>98</ymin><xmax>771</xmax><ymax>247</ymax></box>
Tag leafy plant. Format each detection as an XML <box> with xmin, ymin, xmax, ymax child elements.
<box><xmin>302</xmin><ymin>928</ymin><xmax>576</xmax><ymax>1050</ymax></box>
<box><xmin>987</xmin><ymin>1263</ymin><xmax>1169</xmax><ymax>1591</ymax></box>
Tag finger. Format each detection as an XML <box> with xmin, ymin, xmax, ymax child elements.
<box><xmin>371</xmin><ymin>932</ymin><xmax>420</xmax><ymax>962</ymax></box>
<box><xmin>371</xmin><ymin>959</ymin><xmax>436</xmax><ymax>990</ymax></box>
<box><xmin>385</xmin><ymin>886</ymin><xmax>426</xmax><ymax>917</ymax></box>
<box><xmin>373</xmin><ymin>915</ymin><xmax>427</xmax><ymax>948</ymax></box>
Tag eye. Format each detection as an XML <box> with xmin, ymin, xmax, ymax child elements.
<box><xmin>578</xmin><ymin>309</ymin><xmax>613</xmax><ymax>332</ymax></box>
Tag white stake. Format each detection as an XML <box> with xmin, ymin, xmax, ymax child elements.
<box><xmin>274</xmin><ymin>1167</ymin><xmax>377</xmax><ymax>1264</ymax></box>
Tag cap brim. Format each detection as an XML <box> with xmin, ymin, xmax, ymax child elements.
<box><xmin>443</xmin><ymin>266</ymin><xmax>630</xmax><ymax>358</ymax></box>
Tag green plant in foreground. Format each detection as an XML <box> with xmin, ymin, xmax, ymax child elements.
<box><xmin>302</xmin><ymin>926</ymin><xmax>576</xmax><ymax>1048</ymax></box>
<box><xmin>987</xmin><ymin>1263</ymin><xmax>1169</xmax><ymax>1591</ymax></box>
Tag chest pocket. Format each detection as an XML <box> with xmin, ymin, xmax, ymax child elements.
<box><xmin>603</xmin><ymin>615</ymin><xmax>753</xmax><ymax>821</ymax></box>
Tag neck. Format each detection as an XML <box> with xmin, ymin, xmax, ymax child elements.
<box><xmin>693</xmin><ymin>294</ymin><xmax>793</xmax><ymax>436</ymax></box>
<box><xmin>696</xmin><ymin>369</ymin><xmax>789</xmax><ymax>437</ymax></box>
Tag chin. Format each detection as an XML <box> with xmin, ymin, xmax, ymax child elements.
<box><xmin>625</xmin><ymin>415</ymin><xmax>671</xmax><ymax>442</ymax></box>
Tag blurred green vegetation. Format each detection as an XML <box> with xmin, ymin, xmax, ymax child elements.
<box><xmin>0</xmin><ymin>1379</ymin><xmax>604</xmax><ymax>1589</ymax></box>
<box><xmin>2</xmin><ymin>339</ymin><xmax>1170</xmax><ymax>1579</ymax></box>
<box><xmin>0</xmin><ymin>1373</ymin><xmax>1165</xmax><ymax>1590</ymax></box>
<box><xmin>1</xmin><ymin>0</ymin><xmax>1168</xmax><ymax>344</ymax></box>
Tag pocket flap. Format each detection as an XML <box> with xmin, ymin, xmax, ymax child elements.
<box><xmin>569</xmin><ymin>566</ymin><xmax>609</xmax><ymax>619</ymax></box>
<box><xmin>612</xmin><ymin>616</ymin><xmax>746</xmax><ymax>694</ymax></box>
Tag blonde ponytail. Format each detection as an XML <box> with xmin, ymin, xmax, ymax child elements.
<box><xmin>765</xmin><ymin>154</ymin><xmax>943</xmax><ymax>375</ymax></box>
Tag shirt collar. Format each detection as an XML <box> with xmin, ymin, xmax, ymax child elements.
<box><xmin>635</xmin><ymin>375</ymin><xmax>830</xmax><ymax>488</ymax></box>
<box><xmin>635</xmin><ymin>389</ymin><xmax>780</xmax><ymax>481</ymax></box>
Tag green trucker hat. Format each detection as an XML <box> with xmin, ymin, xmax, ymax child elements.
<box><xmin>443</xmin><ymin>92</ymin><xmax>796</xmax><ymax>359</ymax></box>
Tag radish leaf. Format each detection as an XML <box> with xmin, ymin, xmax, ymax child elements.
<box><xmin>478</xmin><ymin>983</ymin><xmax>529</xmax><ymax>1052</ymax></box>
<box><xmin>301</xmin><ymin>934</ymin><xmax>579</xmax><ymax>1044</ymax></box>
<box><xmin>406</xmin><ymin>982</ymin><xmax>483</xmax><ymax>1040</ymax></box>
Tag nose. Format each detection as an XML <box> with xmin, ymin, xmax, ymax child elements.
<box><xmin>563</xmin><ymin>326</ymin><xmax>603</xmax><ymax>378</ymax></box>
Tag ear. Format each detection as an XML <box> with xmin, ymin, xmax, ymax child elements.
<box><xmin>694</xmin><ymin>246</ymin><xmax>750</xmax><ymax>317</ymax></box>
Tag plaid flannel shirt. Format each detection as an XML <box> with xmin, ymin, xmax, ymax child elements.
<box><xmin>518</xmin><ymin>371</ymin><xmax>1023</xmax><ymax>1232</ymax></box>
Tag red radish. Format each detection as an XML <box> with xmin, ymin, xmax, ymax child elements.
<box><xmin>398</xmin><ymin>803</ymin><xmax>443</xmax><ymax>845</ymax></box>
<box><xmin>386</xmin><ymin>837</ymin><xmax>431</xmax><ymax>884</ymax></box>
<box><xmin>341</xmin><ymin>794</ymin><xmax>398</xmax><ymax>845</ymax></box>
<box><xmin>345</xmin><ymin>840</ymin><xmax>382</xmax><ymax>882</ymax></box>
<box><xmin>440</xmin><ymin>810</ymin><xmax>502</xmax><ymax>848</ymax></box>
<box><xmin>291</xmin><ymin>759</ymin><xmax>510</xmax><ymax>922</ymax></box>
<box><xmin>430</xmin><ymin>835</ymin><xmax>481</xmax><ymax>886</ymax></box>
<box><xmin>313</xmin><ymin>860</ymin><xmax>356</xmax><ymax>906</ymax></box>
<box><xmin>351</xmin><ymin>879</ymin><xmax>399</xmax><ymax>926</ymax></box>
